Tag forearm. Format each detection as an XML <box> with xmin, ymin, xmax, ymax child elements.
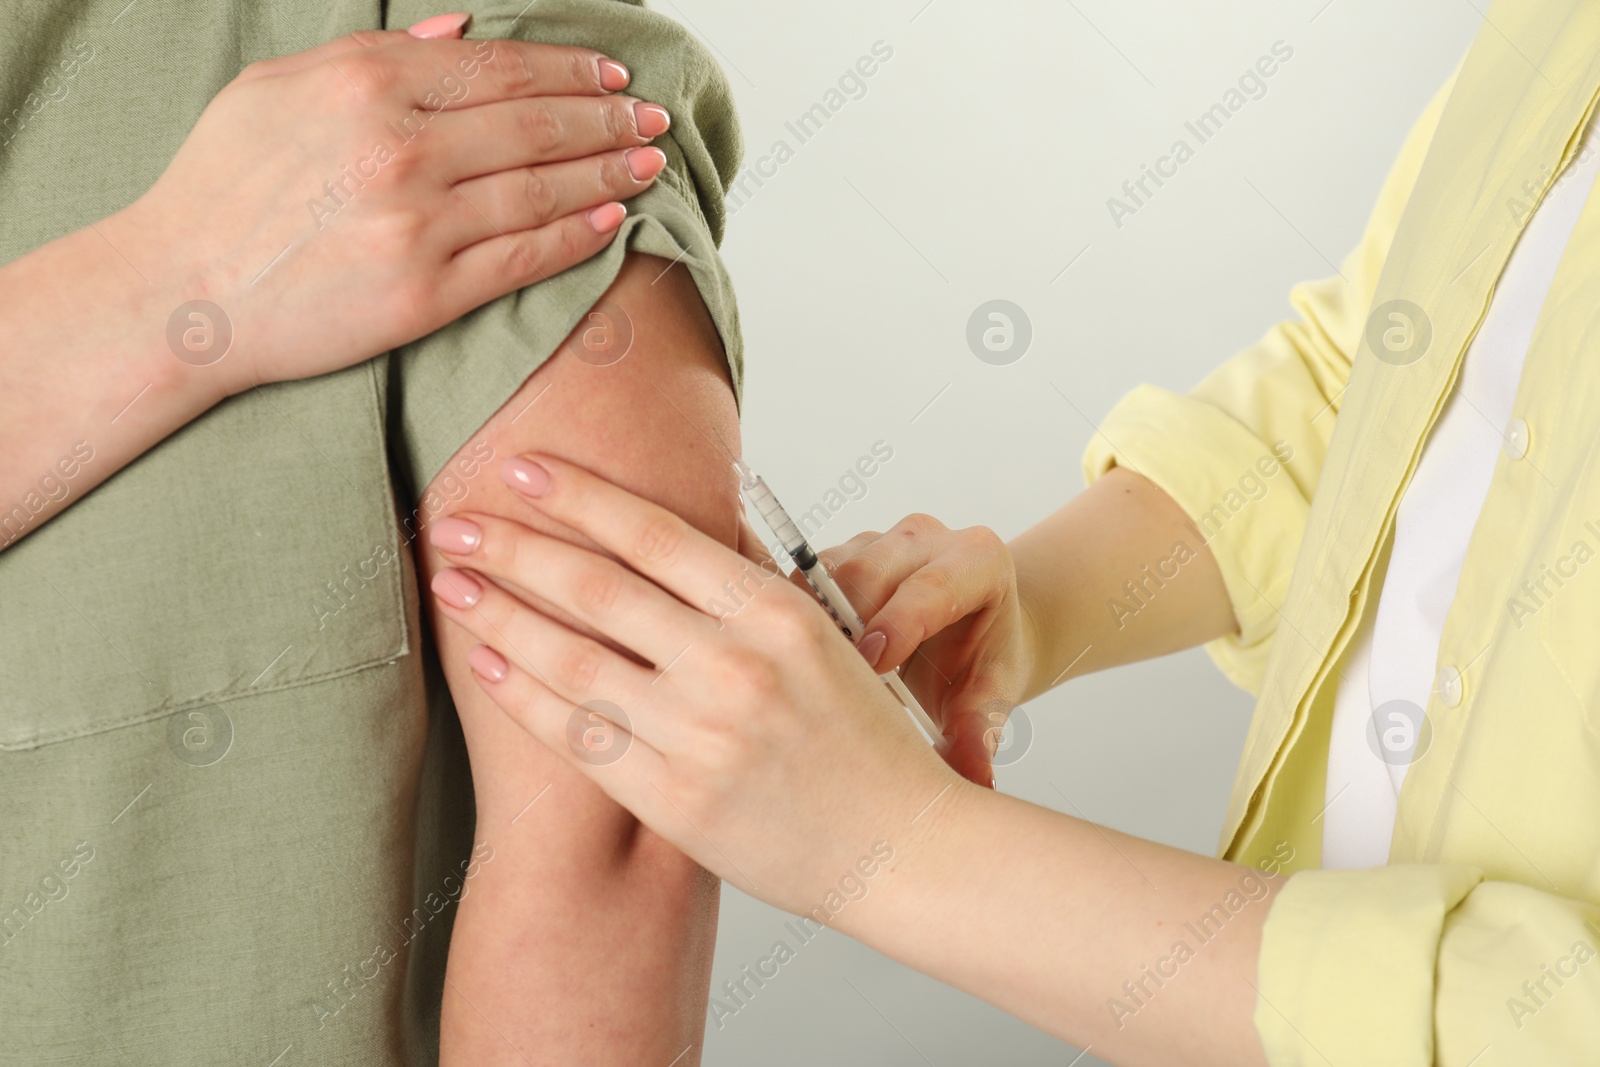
<box><xmin>0</xmin><ymin>213</ymin><xmax>225</xmax><ymax>548</ymax></box>
<box><xmin>845</xmin><ymin>782</ymin><xmax>1277</xmax><ymax>1067</ymax></box>
<box><xmin>1011</xmin><ymin>464</ymin><xmax>1239</xmax><ymax>699</ymax></box>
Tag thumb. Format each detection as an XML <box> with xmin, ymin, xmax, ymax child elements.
<box><xmin>938</xmin><ymin>694</ymin><xmax>1016</xmax><ymax>790</ymax></box>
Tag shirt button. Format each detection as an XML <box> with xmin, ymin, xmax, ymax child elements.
<box><xmin>1436</xmin><ymin>664</ymin><xmax>1463</xmax><ymax>708</ymax></box>
<box><xmin>1504</xmin><ymin>416</ymin><xmax>1530</xmax><ymax>459</ymax></box>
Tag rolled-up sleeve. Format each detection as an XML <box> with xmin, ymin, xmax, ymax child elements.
<box><xmin>1082</xmin><ymin>69</ymin><xmax>1457</xmax><ymax>693</ymax></box>
<box><xmin>1257</xmin><ymin>865</ymin><xmax>1600</xmax><ymax>1066</ymax></box>
<box><xmin>383</xmin><ymin>0</ymin><xmax>744</xmax><ymax>494</ymax></box>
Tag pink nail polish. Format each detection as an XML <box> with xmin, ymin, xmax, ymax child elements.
<box><xmin>587</xmin><ymin>201</ymin><xmax>627</xmax><ymax>233</ymax></box>
<box><xmin>858</xmin><ymin>630</ymin><xmax>888</xmax><ymax>671</ymax></box>
<box><xmin>633</xmin><ymin>102</ymin><xmax>671</xmax><ymax>138</ymax></box>
<box><xmin>598</xmin><ymin>58</ymin><xmax>631</xmax><ymax>91</ymax></box>
<box><xmin>408</xmin><ymin>12</ymin><xmax>470</xmax><ymax>38</ymax></box>
<box><xmin>625</xmin><ymin>146</ymin><xmax>667</xmax><ymax>182</ymax></box>
<box><xmin>429</xmin><ymin>516</ymin><xmax>482</xmax><ymax>554</ymax></box>
<box><xmin>501</xmin><ymin>456</ymin><xmax>552</xmax><ymax>496</ymax></box>
<box><xmin>468</xmin><ymin>644</ymin><xmax>510</xmax><ymax>682</ymax></box>
<box><xmin>431</xmin><ymin>569</ymin><xmax>482</xmax><ymax>610</ymax></box>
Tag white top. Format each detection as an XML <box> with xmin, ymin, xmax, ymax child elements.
<box><xmin>1321</xmin><ymin>111</ymin><xmax>1600</xmax><ymax>869</ymax></box>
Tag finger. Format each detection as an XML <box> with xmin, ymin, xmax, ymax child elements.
<box><xmin>429</xmin><ymin>513</ymin><xmax>716</xmax><ymax>667</ymax></box>
<box><xmin>445</xmin><ymin>146</ymin><xmax>665</xmax><ymax>247</ymax></box>
<box><xmin>433</xmin><ymin>95</ymin><xmax>669</xmax><ymax>181</ymax></box>
<box><xmin>801</xmin><ymin>530</ymin><xmax>882</xmax><ymax>603</ymax></box>
<box><xmin>428</xmin><ymin>567</ymin><xmax>666</xmax><ymax>735</ymax></box>
<box><xmin>441</xmin><ymin>200</ymin><xmax>628</xmax><ymax>312</ymax></box>
<box><xmin>812</xmin><ymin>529</ymin><xmax>885</xmax><ymax>573</ymax></box>
<box><xmin>825</xmin><ymin>516</ymin><xmax>950</xmax><ymax>617</ymax></box>
<box><xmin>466</xmin><ymin>645</ymin><xmax>671</xmax><ymax>814</ymax></box>
<box><xmin>849</xmin><ymin>528</ymin><xmax>1010</xmax><ymax>674</ymax></box>
<box><xmin>469</xmin><ymin>650</ymin><xmax>745</xmax><ymax>888</ymax></box>
<box><xmin>370</xmin><ymin>38</ymin><xmax>625</xmax><ymax>110</ymax></box>
<box><xmin>498</xmin><ymin>455</ymin><xmax>790</xmax><ymax>617</ymax></box>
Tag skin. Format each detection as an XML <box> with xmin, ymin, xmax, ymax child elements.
<box><xmin>6</xmin><ymin>18</ymin><xmax>718</xmax><ymax>1059</ymax></box>
<box><xmin>822</xmin><ymin>465</ymin><xmax>1238</xmax><ymax>783</ymax></box>
<box><xmin>0</xmin><ymin>21</ymin><xmax>667</xmax><ymax>550</ymax></box>
<box><xmin>426</xmin><ymin>459</ymin><xmax>1278</xmax><ymax>1067</ymax></box>
<box><xmin>421</xmin><ymin>254</ymin><xmax>739</xmax><ymax>1065</ymax></box>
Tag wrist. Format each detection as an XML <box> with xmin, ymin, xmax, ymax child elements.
<box><xmin>1012</xmin><ymin>553</ymin><xmax>1068</xmax><ymax>701</ymax></box>
<box><xmin>827</xmin><ymin>768</ymin><xmax>992</xmax><ymax>944</ymax></box>
<box><xmin>102</xmin><ymin>201</ymin><xmax>246</xmax><ymax>405</ymax></box>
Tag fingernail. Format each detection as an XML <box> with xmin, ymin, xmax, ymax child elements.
<box><xmin>598</xmin><ymin>58</ymin><xmax>631</xmax><ymax>91</ymax></box>
<box><xmin>468</xmin><ymin>644</ymin><xmax>509</xmax><ymax>682</ymax></box>
<box><xmin>858</xmin><ymin>630</ymin><xmax>888</xmax><ymax>670</ymax></box>
<box><xmin>625</xmin><ymin>146</ymin><xmax>667</xmax><ymax>182</ymax></box>
<box><xmin>587</xmin><ymin>201</ymin><xmax>627</xmax><ymax>233</ymax></box>
<box><xmin>501</xmin><ymin>456</ymin><xmax>552</xmax><ymax>496</ymax></box>
<box><xmin>431</xmin><ymin>569</ymin><xmax>482</xmax><ymax>610</ymax></box>
<box><xmin>633</xmin><ymin>102</ymin><xmax>671</xmax><ymax>138</ymax></box>
<box><xmin>429</xmin><ymin>516</ymin><xmax>482</xmax><ymax>554</ymax></box>
<box><xmin>408</xmin><ymin>12</ymin><xmax>470</xmax><ymax>38</ymax></box>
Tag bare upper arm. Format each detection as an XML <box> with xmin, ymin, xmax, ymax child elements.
<box><xmin>418</xmin><ymin>250</ymin><xmax>740</xmax><ymax>812</ymax></box>
<box><xmin>422</xmin><ymin>251</ymin><xmax>737</xmax><ymax>1063</ymax></box>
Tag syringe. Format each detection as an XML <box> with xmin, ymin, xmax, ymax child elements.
<box><xmin>734</xmin><ymin>459</ymin><xmax>942</xmax><ymax>745</ymax></box>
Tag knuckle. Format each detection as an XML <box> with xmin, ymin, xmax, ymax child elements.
<box><xmin>906</xmin><ymin>568</ymin><xmax>960</xmax><ymax>620</ymax></box>
<box><xmin>516</xmin><ymin>46</ymin><xmax>542</xmax><ymax>95</ymax></box>
<box><xmin>633</xmin><ymin>513</ymin><xmax>687</xmax><ymax>566</ymax></box>
<box><xmin>961</xmin><ymin>524</ymin><xmax>1006</xmax><ymax>556</ymax></box>
<box><xmin>897</xmin><ymin>512</ymin><xmax>947</xmax><ymax>539</ymax></box>
<box><xmin>486</xmin><ymin>45</ymin><xmax>532</xmax><ymax>96</ymax></box>
<box><xmin>597</xmin><ymin>151</ymin><xmax>633</xmax><ymax>193</ymax></box>
<box><xmin>717</xmin><ymin>644</ymin><xmax>783</xmax><ymax>704</ymax></box>
<box><xmin>572</xmin><ymin>566</ymin><xmax>628</xmax><ymax>621</ymax></box>
<box><xmin>517</xmin><ymin>101</ymin><xmax>564</xmax><ymax>153</ymax></box>
<box><xmin>910</xmin><ymin>564</ymin><xmax>955</xmax><ymax>594</ymax></box>
<box><xmin>603</xmin><ymin>97</ymin><xmax>636</xmax><ymax>143</ymax></box>
<box><xmin>555</xmin><ymin>217</ymin><xmax>586</xmax><ymax>264</ymax></box>
<box><xmin>763</xmin><ymin>601</ymin><xmax>820</xmax><ymax>648</ymax></box>
<box><xmin>499</xmin><ymin>234</ymin><xmax>548</xmax><ymax>284</ymax></box>
<box><xmin>370</xmin><ymin>205</ymin><xmax>429</xmax><ymax>256</ymax></box>
<box><xmin>563</xmin><ymin>47</ymin><xmax>595</xmax><ymax>91</ymax></box>
<box><xmin>832</xmin><ymin>551</ymin><xmax>886</xmax><ymax>591</ymax></box>
<box><xmin>344</xmin><ymin>29</ymin><xmax>388</xmax><ymax>51</ymax></box>
<box><xmin>558</xmin><ymin>642</ymin><xmax>604</xmax><ymax>693</ymax></box>
<box><xmin>519</xmin><ymin>168</ymin><xmax>560</xmax><ymax>222</ymax></box>
<box><xmin>340</xmin><ymin>54</ymin><xmax>397</xmax><ymax>99</ymax></box>
<box><xmin>376</xmin><ymin>142</ymin><xmax>421</xmax><ymax>185</ymax></box>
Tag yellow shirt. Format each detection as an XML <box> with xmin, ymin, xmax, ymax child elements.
<box><xmin>1084</xmin><ymin>2</ymin><xmax>1600</xmax><ymax>1062</ymax></box>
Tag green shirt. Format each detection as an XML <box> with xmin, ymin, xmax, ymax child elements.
<box><xmin>0</xmin><ymin>2</ymin><xmax>742</xmax><ymax>1063</ymax></box>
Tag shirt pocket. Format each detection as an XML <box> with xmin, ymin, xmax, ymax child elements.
<box><xmin>0</xmin><ymin>362</ymin><xmax>410</xmax><ymax>750</ymax></box>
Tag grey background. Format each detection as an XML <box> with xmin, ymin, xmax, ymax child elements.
<box><xmin>664</xmin><ymin>0</ymin><xmax>1480</xmax><ymax>1063</ymax></box>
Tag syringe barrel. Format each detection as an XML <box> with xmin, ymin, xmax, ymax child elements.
<box><xmin>742</xmin><ymin>476</ymin><xmax>816</xmax><ymax>568</ymax></box>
